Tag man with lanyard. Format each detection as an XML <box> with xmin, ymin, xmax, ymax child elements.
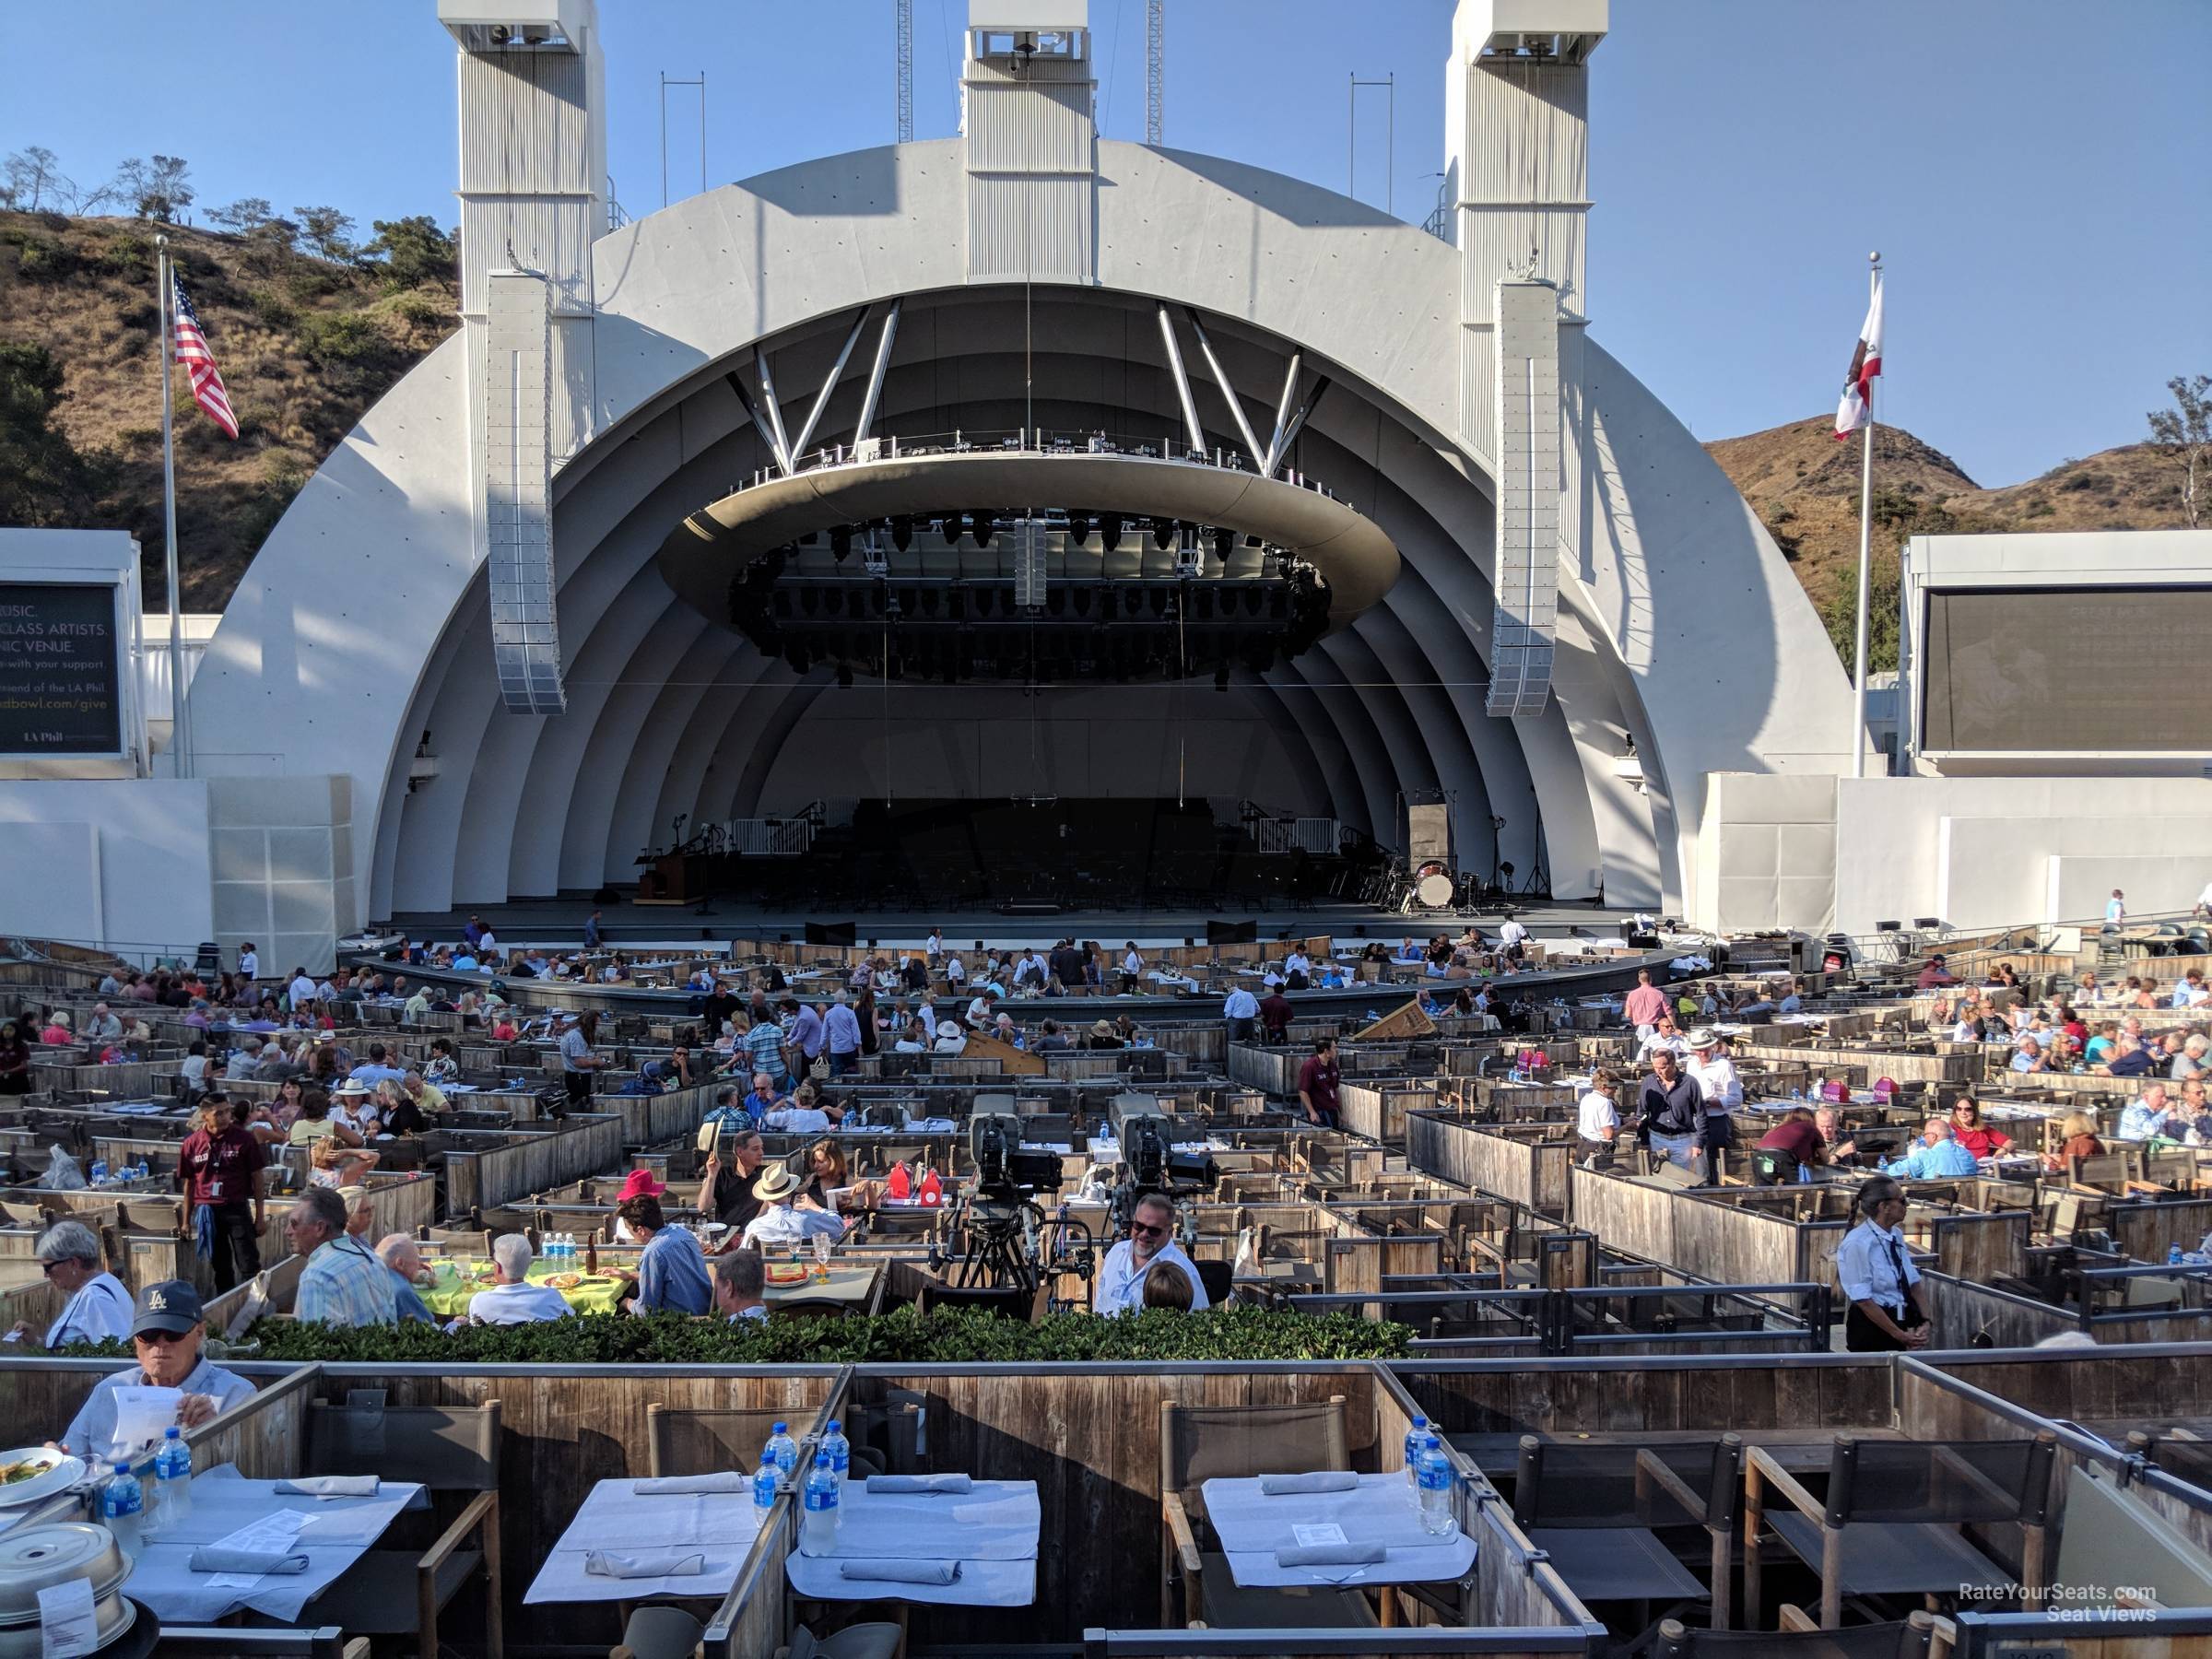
<box><xmin>1095</xmin><ymin>1193</ymin><xmax>1210</xmax><ymax>1315</ymax></box>
<box><xmin>1837</xmin><ymin>1177</ymin><xmax>1929</xmax><ymax>1351</ymax></box>
<box><xmin>1297</xmin><ymin>1036</ymin><xmax>1342</xmax><ymax>1129</ymax></box>
<box><xmin>1638</xmin><ymin>1048</ymin><xmax>1704</xmax><ymax>1171</ymax></box>
<box><xmin>176</xmin><ymin>1094</ymin><xmax>268</xmax><ymax>1293</ymax></box>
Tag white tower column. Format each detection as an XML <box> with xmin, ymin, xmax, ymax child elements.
<box><xmin>962</xmin><ymin>4</ymin><xmax>1097</xmax><ymax>287</ymax></box>
<box><xmin>440</xmin><ymin>0</ymin><xmax>607</xmax><ymax>713</ymax></box>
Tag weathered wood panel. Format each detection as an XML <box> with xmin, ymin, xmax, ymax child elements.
<box><xmin>1932</xmin><ymin>1210</ymin><xmax>2031</xmax><ymax>1282</ymax></box>
<box><xmin>317</xmin><ymin>1363</ymin><xmax>841</xmax><ymax>1649</ymax></box>
<box><xmin>442</xmin><ymin>1112</ymin><xmax>626</xmax><ymax>1214</ymax></box>
<box><xmin>187</xmin><ymin>1360</ymin><xmax>320</xmax><ymax>1479</ymax></box>
<box><xmin>1394</xmin><ymin>1356</ymin><xmax>1892</xmax><ymax>1440</ymax></box>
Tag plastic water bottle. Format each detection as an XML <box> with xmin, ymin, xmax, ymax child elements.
<box><xmin>800</xmin><ymin>1453</ymin><xmax>841</xmax><ymax>1555</ymax></box>
<box><xmin>1416</xmin><ymin>1435</ymin><xmax>1454</xmax><ymax>1536</ymax></box>
<box><xmin>766</xmin><ymin>1422</ymin><xmax>800</xmax><ymax>1484</ymax></box>
<box><xmin>88</xmin><ymin>1159</ymin><xmax>108</xmax><ymax>1186</ymax></box>
<box><xmin>752</xmin><ymin>1453</ymin><xmax>779</xmax><ymax>1513</ymax></box>
<box><xmin>2171</xmin><ymin>1244</ymin><xmax>2186</xmax><ymax>1266</ymax></box>
<box><xmin>1403</xmin><ymin>1414</ymin><xmax>1430</xmax><ymax>1491</ymax></box>
<box><xmin>151</xmin><ymin>1426</ymin><xmax>192</xmax><ymax>1532</ymax></box>
<box><xmin>100</xmin><ymin>1461</ymin><xmax>144</xmax><ymax>1555</ymax></box>
<box><xmin>822</xmin><ymin>1420</ymin><xmax>851</xmax><ymax>1492</ymax></box>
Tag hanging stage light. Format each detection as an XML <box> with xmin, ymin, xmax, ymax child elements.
<box><xmin>890</xmin><ymin>516</ymin><xmax>912</xmax><ymax>551</ymax></box>
<box><xmin>1100</xmin><ymin>513</ymin><xmax>1123</xmax><ymax>552</ymax></box>
<box><xmin>1150</xmin><ymin>516</ymin><xmax>1174</xmax><ymax>550</ymax></box>
<box><xmin>972</xmin><ymin>512</ymin><xmax>994</xmax><ymax>547</ymax></box>
<box><xmin>1065</xmin><ymin>512</ymin><xmax>1089</xmax><ymax>547</ymax></box>
<box><xmin>830</xmin><ymin>525</ymin><xmax>852</xmax><ymax>559</ymax></box>
<box><xmin>1213</xmin><ymin>524</ymin><xmax>1234</xmax><ymax>559</ymax></box>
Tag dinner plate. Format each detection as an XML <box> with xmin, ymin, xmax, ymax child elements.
<box><xmin>0</xmin><ymin>1447</ymin><xmax>86</xmax><ymax>1508</ymax></box>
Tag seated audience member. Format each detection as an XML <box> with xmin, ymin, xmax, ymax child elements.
<box><xmin>714</xmin><ymin>1248</ymin><xmax>769</xmax><ymax>1323</ymax></box>
<box><xmin>57</xmin><ymin>1280</ymin><xmax>255</xmax><ymax>1460</ymax></box>
<box><xmin>700</xmin><ymin>1125</ymin><xmax>772</xmax><ymax>1235</ymax></box>
<box><xmin>738</xmin><ymin>1164</ymin><xmax>849</xmax><ymax>1252</ymax></box>
<box><xmin>1143</xmin><ymin>1260</ymin><xmax>1195</xmax><ymax>1312</ymax></box>
<box><xmin>2173</xmin><ymin>1034</ymin><xmax>2208</xmax><ymax>1081</ymax></box>
<box><xmin>13</xmin><ymin>1221</ymin><xmax>132</xmax><ymax>1347</ymax></box>
<box><xmin>931</xmin><ymin>1020</ymin><xmax>969</xmax><ymax>1055</ymax></box>
<box><xmin>1811</xmin><ymin>1106</ymin><xmax>1858</xmax><ymax>1161</ymax></box>
<box><xmin>373</xmin><ymin>1234</ymin><xmax>439</xmax><ymax>1324</ymax></box>
<box><xmin>1947</xmin><ymin>1098</ymin><xmax>2012</xmax><ymax>1159</ymax></box>
<box><xmin>289</xmin><ymin>1185</ymin><xmax>396</xmax><ymax>1326</ymax></box>
<box><xmin>2048</xmin><ymin>1111</ymin><xmax>2105</xmax><ymax>1168</ymax></box>
<box><xmin>1636</xmin><ymin>1015</ymin><xmax>1689</xmax><ymax>1062</ymax></box>
<box><xmin>1094</xmin><ymin>1193</ymin><xmax>1208</xmax><ymax>1316</ymax></box>
<box><xmin>2117</xmin><ymin>1086</ymin><xmax>2177</xmax><ymax>1142</ymax></box>
<box><xmin>290</xmin><ymin>1088</ymin><xmax>360</xmax><ymax>1148</ymax></box>
<box><xmin>802</xmin><ymin>1137</ymin><xmax>876</xmax><ymax>1212</ymax></box>
<box><xmin>619</xmin><ymin>1172</ymin><xmax>712</xmax><ymax>1315</ymax></box>
<box><xmin>1915</xmin><ymin>954</ymin><xmax>1956</xmax><ymax>989</ymax></box>
<box><xmin>467</xmin><ymin>1234</ymin><xmax>574</xmax><ymax>1324</ymax></box>
<box><xmin>762</xmin><ymin>1082</ymin><xmax>838</xmax><ymax>1135</ymax></box>
<box><xmin>2100</xmin><ymin>1034</ymin><xmax>2158</xmax><ymax>1077</ymax></box>
<box><xmin>2009</xmin><ymin>1035</ymin><xmax>2049</xmax><ymax>1073</ymax></box>
<box><xmin>1883</xmin><ymin>1117</ymin><xmax>1981</xmax><ymax>1180</ymax></box>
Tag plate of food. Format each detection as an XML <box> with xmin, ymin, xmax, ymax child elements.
<box><xmin>546</xmin><ymin>1272</ymin><xmax>584</xmax><ymax>1289</ymax></box>
<box><xmin>765</xmin><ymin>1263</ymin><xmax>812</xmax><ymax>1287</ymax></box>
<box><xmin>0</xmin><ymin>1447</ymin><xmax>85</xmax><ymax>1508</ymax></box>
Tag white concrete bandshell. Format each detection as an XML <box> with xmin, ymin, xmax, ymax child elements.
<box><xmin>186</xmin><ymin>137</ymin><xmax>1853</xmax><ymax>924</ymax></box>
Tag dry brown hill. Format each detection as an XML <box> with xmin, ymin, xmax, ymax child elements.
<box><xmin>1704</xmin><ymin>415</ymin><xmax>2189</xmax><ymax>666</ymax></box>
<box><xmin>0</xmin><ymin>209</ymin><xmax>457</xmax><ymax>609</ymax></box>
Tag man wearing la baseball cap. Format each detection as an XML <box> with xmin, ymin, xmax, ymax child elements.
<box><xmin>56</xmin><ymin>1280</ymin><xmax>257</xmax><ymax>1461</ymax></box>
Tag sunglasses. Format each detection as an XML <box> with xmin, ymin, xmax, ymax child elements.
<box><xmin>1130</xmin><ymin>1221</ymin><xmax>1168</xmax><ymax>1239</ymax></box>
<box><xmin>134</xmin><ymin>1328</ymin><xmax>190</xmax><ymax>1347</ymax></box>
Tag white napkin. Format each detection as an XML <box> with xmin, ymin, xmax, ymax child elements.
<box><xmin>584</xmin><ymin>1549</ymin><xmax>706</xmax><ymax>1579</ymax></box>
<box><xmin>630</xmin><ymin>1472</ymin><xmax>747</xmax><ymax>1495</ymax></box>
<box><xmin>274</xmin><ymin>1475</ymin><xmax>380</xmax><ymax>1500</ymax></box>
<box><xmin>865</xmin><ymin>1474</ymin><xmax>971</xmax><ymax>1494</ymax></box>
<box><xmin>1257</xmin><ymin>1472</ymin><xmax>1357</xmax><ymax>1496</ymax></box>
<box><xmin>1276</xmin><ymin>1542</ymin><xmax>1385</xmax><ymax>1567</ymax></box>
<box><xmin>840</xmin><ymin>1559</ymin><xmax>961</xmax><ymax>1584</ymax></box>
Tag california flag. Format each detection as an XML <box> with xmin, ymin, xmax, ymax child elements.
<box><xmin>1835</xmin><ymin>274</ymin><xmax>1884</xmax><ymax>439</ymax></box>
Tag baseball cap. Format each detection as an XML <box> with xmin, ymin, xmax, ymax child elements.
<box><xmin>132</xmin><ymin>1279</ymin><xmax>205</xmax><ymax>1338</ymax></box>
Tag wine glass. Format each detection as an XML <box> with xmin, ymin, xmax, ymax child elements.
<box><xmin>811</xmin><ymin>1232</ymin><xmax>832</xmax><ymax>1278</ymax></box>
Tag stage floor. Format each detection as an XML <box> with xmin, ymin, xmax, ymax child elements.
<box><xmin>383</xmin><ymin>896</ymin><xmax>1642</xmax><ymax>950</ymax></box>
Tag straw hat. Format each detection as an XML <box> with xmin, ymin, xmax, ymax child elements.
<box><xmin>1687</xmin><ymin>1027</ymin><xmax>1722</xmax><ymax>1052</ymax></box>
<box><xmin>1090</xmin><ymin>1019</ymin><xmax>1115</xmax><ymax>1038</ymax></box>
<box><xmin>753</xmin><ymin>1164</ymin><xmax>802</xmax><ymax>1204</ymax></box>
<box><xmin>935</xmin><ymin>1020</ymin><xmax>962</xmax><ymax>1040</ymax></box>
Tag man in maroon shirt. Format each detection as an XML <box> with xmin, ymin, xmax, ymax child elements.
<box><xmin>1753</xmin><ymin>1107</ymin><xmax>1831</xmax><ymax>1184</ymax></box>
<box><xmin>1297</xmin><ymin>1036</ymin><xmax>1342</xmax><ymax>1129</ymax></box>
<box><xmin>1257</xmin><ymin>980</ymin><xmax>1295</xmax><ymax>1044</ymax></box>
<box><xmin>176</xmin><ymin>1093</ymin><xmax>270</xmax><ymax>1292</ymax></box>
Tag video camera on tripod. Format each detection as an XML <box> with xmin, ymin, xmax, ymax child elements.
<box><xmin>935</xmin><ymin>1098</ymin><xmax>1092</xmax><ymax>1296</ymax></box>
<box><xmin>1103</xmin><ymin>1094</ymin><xmax>1219</xmax><ymax>1235</ymax></box>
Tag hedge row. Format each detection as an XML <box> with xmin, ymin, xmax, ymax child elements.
<box><xmin>64</xmin><ymin>1306</ymin><xmax>1413</xmax><ymax>1366</ymax></box>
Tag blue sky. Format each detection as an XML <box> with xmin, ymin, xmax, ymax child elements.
<box><xmin>4</xmin><ymin>0</ymin><xmax>2206</xmax><ymax>486</ymax></box>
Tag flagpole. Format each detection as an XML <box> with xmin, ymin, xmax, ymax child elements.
<box><xmin>1849</xmin><ymin>249</ymin><xmax>1881</xmax><ymax>781</ymax></box>
<box><xmin>156</xmin><ymin>235</ymin><xmax>188</xmax><ymax>780</ymax></box>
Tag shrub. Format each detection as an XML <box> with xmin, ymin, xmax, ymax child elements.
<box><xmin>10</xmin><ymin>232</ymin><xmax>72</xmax><ymax>281</ymax></box>
<box><xmin>96</xmin><ymin>231</ymin><xmax>153</xmax><ymax>277</ymax></box>
<box><xmin>296</xmin><ymin>311</ymin><xmax>385</xmax><ymax>367</ymax></box>
<box><xmin>59</xmin><ymin>1306</ymin><xmax>1415</xmax><ymax>1367</ymax></box>
<box><xmin>250</xmin><ymin>289</ymin><xmax>297</xmax><ymax>331</ymax></box>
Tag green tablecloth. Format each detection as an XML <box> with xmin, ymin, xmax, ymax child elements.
<box><xmin>417</xmin><ymin>1260</ymin><xmax>629</xmax><ymax>1318</ymax></box>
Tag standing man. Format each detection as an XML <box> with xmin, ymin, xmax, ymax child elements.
<box><xmin>1638</xmin><ymin>1048</ymin><xmax>1704</xmax><ymax>1171</ymax></box>
<box><xmin>583</xmin><ymin>909</ymin><xmax>604</xmax><ymax>949</ymax></box>
<box><xmin>1837</xmin><ymin>1177</ymin><xmax>1929</xmax><ymax>1351</ymax></box>
<box><xmin>1685</xmin><ymin>1030</ymin><xmax>1743</xmax><ymax>1185</ymax></box>
<box><xmin>823</xmin><ymin>991</ymin><xmax>863</xmax><ymax>1077</ymax></box>
<box><xmin>1121</xmin><ymin>942</ymin><xmax>1144</xmax><ymax>994</ymax></box>
<box><xmin>237</xmin><ymin>942</ymin><xmax>259</xmax><ymax>985</ymax></box>
<box><xmin>559</xmin><ymin>1012</ymin><xmax>606</xmax><ymax>1114</ymax></box>
<box><xmin>1622</xmin><ymin>969</ymin><xmax>1668</xmax><ymax>1037</ymax></box>
<box><xmin>787</xmin><ymin>997</ymin><xmax>827</xmax><ymax>1079</ymax></box>
<box><xmin>177</xmin><ymin>1095</ymin><xmax>267</xmax><ymax>1294</ymax></box>
<box><xmin>1297</xmin><ymin>1036</ymin><xmax>1342</xmax><ymax>1129</ymax></box>
<box><xmin>2105</xmin><ymin>888</ymin><xmax>2127</xmax><ymax>929</ymax></box>
<box><xmin>1095</xmin><ymin>1193</ymin><xmax>1209</xmax><ymax>1315</ymax></box>
<box><xmin>745</xmin><ymin>1009</ymin><xmax>791</xmax><ymax>1092</ymax></box>
<box><xmin>1576</xmin><ymin>1070</ymin><xmax>1621</xmax><ymax>1171</ymax></box>
<box><xmin>1496</xmin><ymin>915</ymin><xmax>1529</xmax><ymax>964</ymax></box>
<box><xmin>1222</xmin><ymin>982</ymin><xmax>1259</xmax><ymax>1044</ymax></box>
<box><xmin>1257</xmin><ymin>978</ymin><xmax>1295</xmax><ymax>1044</ymax></box>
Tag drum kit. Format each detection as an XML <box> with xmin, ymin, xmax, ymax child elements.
<box><xmin>1391</xmin><ymin>859</ymin><xmax>1491</xmax><ymax>917</ymax></box>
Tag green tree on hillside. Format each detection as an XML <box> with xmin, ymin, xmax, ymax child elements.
<box><xmin>2147</xmin><ymin>372</ymin><xmax>2210</xmax><ymax>528</ymax></box>
<box><xmin>206</xmin><ymin>197</ymin><xmax>274</xmax><ymax>232</ymax></box>
<box><xmin>112</xmin><ymin>155</ymin><xmax>195</xmax><ymax>222</ymax></box>
<box><xmin>0</xmin><ymin>146</ymin><xmax>68</xmax><ymax>212</ymax></box>
<box><xmin>293</xmin><ymin>206</ymin><xmax>357</xmax><ymax>263</ymax></box>
<box><xmin>360</xmin><ymin>216</ymin><xmax>454</xmax><ymax>288</ymax></box>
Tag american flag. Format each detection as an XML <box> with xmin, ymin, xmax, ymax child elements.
<box><xmin>171</xmin><ymin>274</ymin><xmax>239</xmax><ymax>439</ymax></box>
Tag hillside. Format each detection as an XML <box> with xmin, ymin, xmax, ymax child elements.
<box><xmin>1703</xmin><ymin>415</ymin><xmax>2189</xmax><ymax>667</ymax></box>
<box><xmin>0</xmin><ymin>206</ymin><xmax>2192</xmax><ymax>667</ymax></box>
<box><xmin>0</xmin><ymin>210</ymin><xmax>457</xmax><ymax>609</ymax></box>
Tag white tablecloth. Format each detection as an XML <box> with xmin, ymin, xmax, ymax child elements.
<box><xmin>782</xmin><ymin>1479</ymin><xmax>1038</xmax><ymax>1607</ymax></box>
<box><xmin>525</xmin><ymin>1477</ymin><xmax>765</xmax><ymax>1604</ymax></box>
<box><xmin>123</xmin><ymin>1465</ymin><xmax>426</xmax><ymax>1622</ymax></box>
<box><xmin>1199</xmin><ymin>1473</ymin><xmax>1477</xmax><ymax>1590</ymax></box>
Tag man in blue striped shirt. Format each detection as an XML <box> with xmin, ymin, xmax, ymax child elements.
<box><xmin>744</xmin><ymin>1012</ymin><xmax>790</xmax><ymax>1090</ymax></box>
<box><xmin>288</xmin><ymin>1187</ymin><xmax>397</xmax><ymax>1326</ymax></box>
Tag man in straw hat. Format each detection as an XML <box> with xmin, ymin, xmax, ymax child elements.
<box><xmin>737</xmin><ymin>1161</ymin><xmax>847</xmax><ymax>1253</ymax></box>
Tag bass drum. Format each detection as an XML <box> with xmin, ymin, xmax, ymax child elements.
<box><xmin>1416</xmin><ymin>873</ymin><xmax>1456</xmax><ymax>910</ymax></box>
